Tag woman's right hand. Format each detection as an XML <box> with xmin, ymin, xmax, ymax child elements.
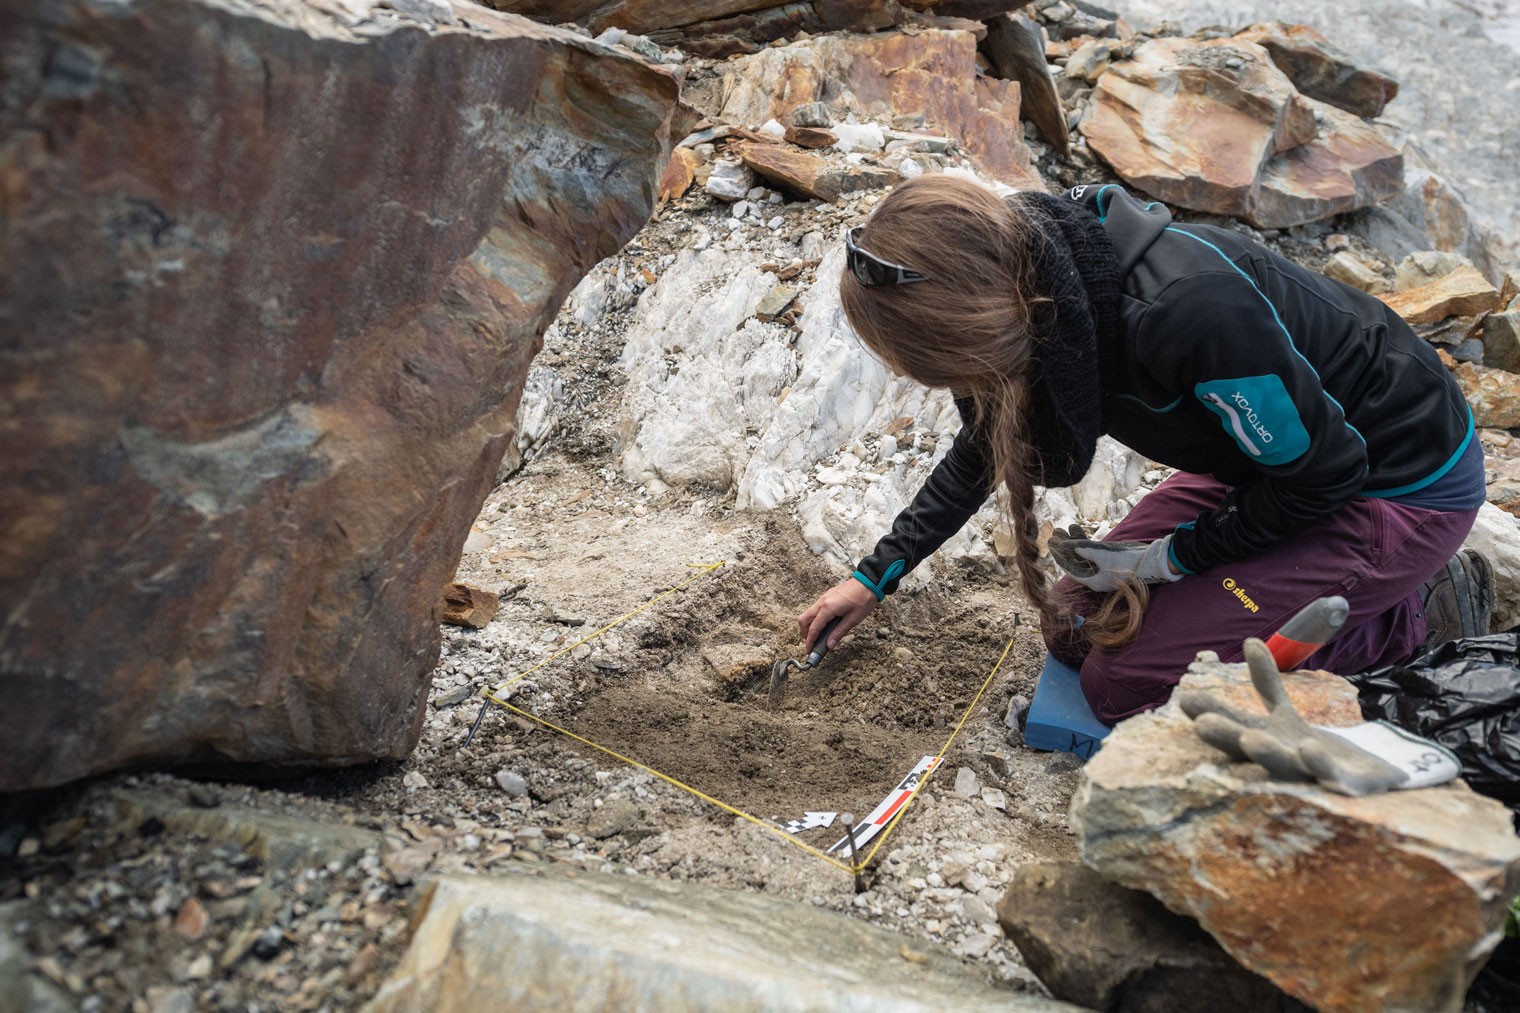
<box><xmin>797</xmin><ymin>578</ymin><xmax>879</xmax><ymax>653</ymax></box>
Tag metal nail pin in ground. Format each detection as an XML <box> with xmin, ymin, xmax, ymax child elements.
<box><xmin>461</xmin><ymin>689</ymin><xmax>492</xmax><ymax>750</ymax></box>
<box><xmin>839</xmin><ymin>811</ymin><xmax>866</xmax><ymax>893</ymax></box>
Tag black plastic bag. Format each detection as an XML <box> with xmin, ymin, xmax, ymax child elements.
<box><xmin>1347</xmin><ymin>633</ymin><xmax>1520</xmax><ymax>809</ymax></box>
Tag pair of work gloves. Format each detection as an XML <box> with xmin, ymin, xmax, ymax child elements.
<box><xmin>1048</xmin><ymin>523</ymin><xmax>1183</xmax><ymax>592</ymax></box>
<box><xmin>1182</xmin><ymin>638</ymin><xmax>1459</xmax><ymax>796</ymax></box>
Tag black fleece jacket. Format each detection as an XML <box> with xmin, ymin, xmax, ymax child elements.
<box><xmin>851</xmin><ymin>185</ymin><xmax>1474</xmax><ymax>599</ymax></box>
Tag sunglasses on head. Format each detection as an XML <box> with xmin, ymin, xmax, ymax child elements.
<box><xmin>845</xmin><ymin>227</ymin><xmax>930</xmax><ymax>287</ymax></box>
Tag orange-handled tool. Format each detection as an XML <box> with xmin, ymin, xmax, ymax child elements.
<box><xmin>1265</xmin><ymin>595</ymin><xmax>1350</xmax><ymax>670</ymax></box>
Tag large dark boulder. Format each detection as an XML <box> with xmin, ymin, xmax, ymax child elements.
<box><xmin>0</xmin><ymin>0</ymin><xmax>692</xmax><ymax>790</ymax></box>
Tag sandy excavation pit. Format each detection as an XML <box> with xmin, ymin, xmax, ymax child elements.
<box><xmin>445</xmin><ymin>466</ymin><xmax>1055</xmax><ymax>863</ymax></box>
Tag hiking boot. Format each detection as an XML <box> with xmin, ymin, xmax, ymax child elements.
<box><xmin>1419</xmin><ymin>549</ymin><xmax>1495</xmax><ymax>654</ymax></box>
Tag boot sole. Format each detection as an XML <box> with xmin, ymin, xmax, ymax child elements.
<box><xmin>1457</xmin><ymin>548</ymin><xmax>1495</xmax><ymax>639</ymax></box>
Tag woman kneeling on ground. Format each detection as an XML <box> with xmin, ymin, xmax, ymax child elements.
<box><xmin>797</xmin><ymin>174</ymin><xmax>1493</xmax><ymax>725</ymax></box>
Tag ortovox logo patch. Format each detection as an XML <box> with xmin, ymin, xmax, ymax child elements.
<box><xmin>1195</xmin><ymin>374</ymin><xmax>1310</xmax><ymax>466</ymax></box>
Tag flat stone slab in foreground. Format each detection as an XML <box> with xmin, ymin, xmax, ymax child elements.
<box><xmin>365</xmin><ymin>870</ymin><xmax>1086</xmax><ymax>1013</ymax></box>
<box><xmin>1072</xmin><ymin>656</ymin><xmax>1520</xmax><ymax>1013</ymax></box>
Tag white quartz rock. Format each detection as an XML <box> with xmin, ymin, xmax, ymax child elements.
<box><xmin>1463</xmin><ymin>502</ymin><xmax>1520</xmax><ymax>631</ymax></box>
<box><xmin>705</xmin><ymin>160</ymin><xmax>754</xmax><ymax>202</ymax></box>
<box><xmin>499</xmin><ymin>364</ymin><xmax>563</xmax><ymax>481</ymax></box>
<box><xmin>612</xmin><ymin>225</ymin><xmax>1159</xmax><ymax>583</ymax></box>
<box><xmin>832</xmin><ymin>122</ymin><xmax>886</xmax><ymax>153</ymax></box>
<box><xmin>618</xmin><ymin>248</ymin><xmax>793</xmax><ymax>493</ymax></box>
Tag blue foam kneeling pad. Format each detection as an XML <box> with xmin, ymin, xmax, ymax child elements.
<box><xmin>1023</xmin><ymin>653</ymin><xmax>1111</xmax><ymax>759</ymax></box>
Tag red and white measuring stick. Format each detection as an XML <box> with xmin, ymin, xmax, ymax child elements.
<box><xmin>828</xmin><ymin>755</ymin><xmax>942</xmax><ymax>856</ymax></box>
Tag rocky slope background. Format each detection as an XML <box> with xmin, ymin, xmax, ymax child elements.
<box><xmin>5</xmin><ymin>1</ymin><xmax>1520</xmax><ymax>1011</ymax></box>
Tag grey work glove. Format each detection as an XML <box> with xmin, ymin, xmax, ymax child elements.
<box><xmin>1047</xmin><ymin>523</ymin><xmax>1184</xmax><ymax>592</ymax></box>
<box><xmin>1178</xmin><ymin>638</ymin><xmax>1443</xmax><ymax>796</ymax></box>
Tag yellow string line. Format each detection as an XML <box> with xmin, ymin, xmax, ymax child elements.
<box><xmin>481</xmin><ymin>561</ymin><xmax>725</xmax><ymax>700</ymax></box>
<box><xmin>473</xmin><ymin>556</ymin><xmax>848</xmax><ymax>870</ymax></box>
<box><xmin>485</xmin><ymin>699</ymin><xmax>856</xmax><ymax>873</ymax></box>
<box><xmin>480</xmin><ymin>611</ymin><xmax>1015</xmax><ymax>870</ymax></box>
<box><xmin>473</xmin><ymin>559</ymin><xmax>1017</xmax><ymax>876</ymax></box>
<box><xmin>856</xmin><ymin>635</ymin><xmax>1015</xmax><ymax>869</ymax></box>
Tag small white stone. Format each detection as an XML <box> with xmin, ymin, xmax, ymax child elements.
<box><xmin>955</xmin><ymin>933</ymin><xmax>996</xmax><ymax>958</ymax></box>
<box><xmin>494</xmin><ymin>770</ymin><xmax>528</xmax><ymax>797</ymax></box>
<box><xmin>705</xmin><ymin>160</ymin><xmax>754</xmax><ymax>202</ymax></box>
<box><xmin>832</xmin><ymin>122</ymin><xmax>886</xmax><ymax>152</ymax></box>
<box><xmin>402</xmin><ymin>771</ymin><xmax>428</xmax><ymax>790</ymax></box>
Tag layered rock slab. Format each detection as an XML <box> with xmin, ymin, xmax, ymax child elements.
<box><xmin>485</xmin><ymin>1</ymin><xmax>1038</xmax><ymax>56</ymax></box>
<box><xmin>1234</xmin><ymin>22</ymin><xmax>1399</xmax><ymax>119</ymax></box>
<box><xmin>1071</xmin><ymin>656</ymin><xmax>1520</xmax><ymax>1013</ymax></box>
<box><xmin>1379</xmin><ymin>262</ymin><xmax>1501</xmax><ymax>325</ymax></box>
<box><xmin>1449</xmin><ymin>360</ymin><xmax>1520</xmax><ymax>429</ymax></box>
<box><xmin>0</xmin><ymin>0</ymin><xmax>690</xmax><ymax>789</ymax></box>
<box><xmin>710</xmin><ymin>29</ymin><xmax>1040</xmax><ymax>189</ymax></box>
<box><xmin>1084</xmin><ymin>37</ymin><xmax>1402</xmax><ymax>228</ymax></box>
<box><xmin>365</xmin><ymin>870</ymin><xmax>1084</xmax><ymax>1012</ymax></box>
<box><xmin>997</xmin><ymin>862</ymin><xmax>1306</xmax><ymax>1012</ymax></box>
<box><xmin>735</xmin><ymin>140</ymin><xmax>894</xmax><ymax>202</ymax></box>
<box><xmin>981</xmin><ymin>12</ymin><xmax>1068</xmax><ymax>154</ymax></box>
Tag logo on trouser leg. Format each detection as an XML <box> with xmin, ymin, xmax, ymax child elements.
<box><xmin>1222</xmin><ymin>577</ymin><xmax>1261</xmax><ymax>613</ymax></box>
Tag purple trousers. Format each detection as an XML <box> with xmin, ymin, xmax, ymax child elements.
<box><xmin>1043</xmin><ymin>472</ymin><xmax>1478</xmax><ymax>725</ymax></box>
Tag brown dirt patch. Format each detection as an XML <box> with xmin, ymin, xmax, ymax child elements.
<box><xmin>450</xmin><ymin>487</ymin><xmax>1041</xmax><ymax>834</ymax></box>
